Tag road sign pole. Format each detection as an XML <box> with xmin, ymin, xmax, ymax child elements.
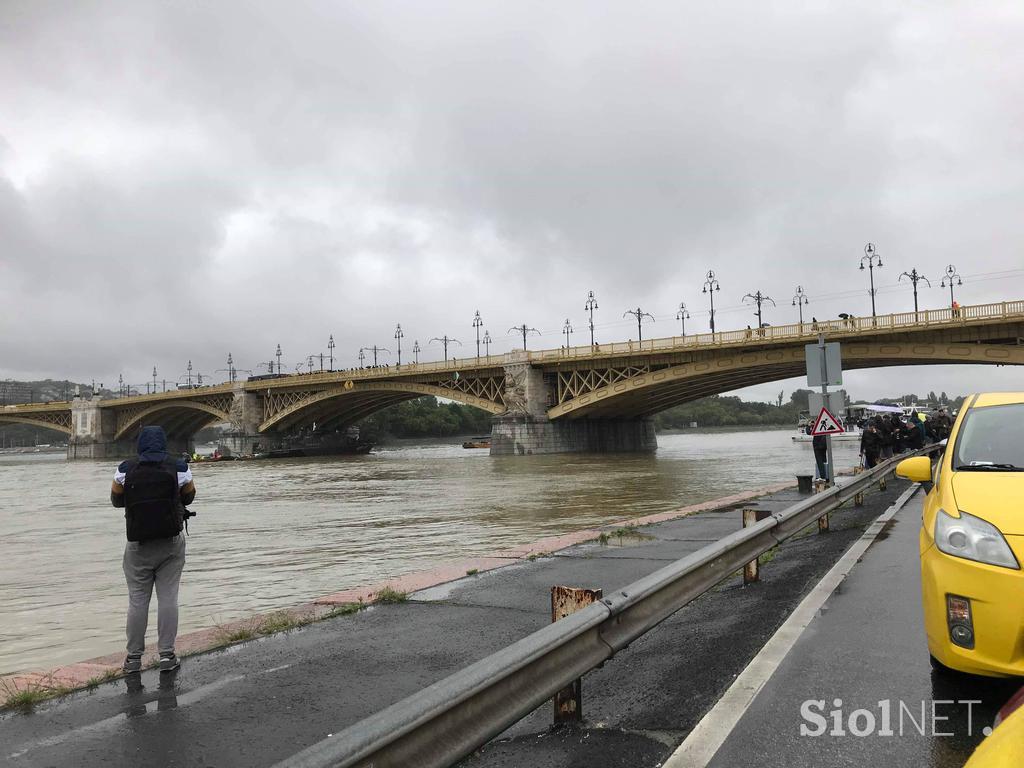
<box><xmin>818</xmin><ymin>334</ymin><xmax>835</xmax><ymax>487</ymax></box>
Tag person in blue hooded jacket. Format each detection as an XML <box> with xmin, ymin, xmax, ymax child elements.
<box><xmin>110</xmin><ymin>426</ymin><xmax>196</xmax><ymax>673</ymax></box>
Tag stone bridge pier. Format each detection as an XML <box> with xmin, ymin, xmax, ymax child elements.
<box><xmin>68</xmin><ymin>396</ymin><xmax>192</xmax><ymax>459</ymax></box>
<box><xmin>490</xmin><ymin>357</ymin><xmax>657</xmax><ymax>456</ymax></box>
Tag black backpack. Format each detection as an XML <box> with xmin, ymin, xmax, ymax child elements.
<box><xmin>123</xmin><ymin>459</ymin><xmax>183</xmax><ymax>542</ymax></box>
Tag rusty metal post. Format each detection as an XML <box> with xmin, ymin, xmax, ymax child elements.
<box><xmin>551</xmin><ymin>586</ymin><xmax>602</xmax><ymax>724</ymax></box>
<box><xmin>879</xmin><ymin>476</ymin><xmax>887</xmax><ymax>491</ymax></box>
<box><xmin>812</xmin><ymin>479</ymin><xmax>830</xmax><ymax>531</ymax></box>
<box><xmin>853</xmin><ymin>465</ymin><xmax>865</xmax><ymax>506</ymax></box>
<box><xmin>741</xmin><ymin>508</ymin><xmax>768</xmax><ymax>584</ymax></box>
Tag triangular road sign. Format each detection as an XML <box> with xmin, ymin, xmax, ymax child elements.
<box><xmin>811</xmin><ymin>406</ymin><xmax>845</xmax><ymax>436</ymax></box>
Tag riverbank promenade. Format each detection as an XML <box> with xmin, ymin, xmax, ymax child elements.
<box><xmin>0</xmin><ymin>476</ymin><xmax>915</xmax><ymax>767</ymax></box>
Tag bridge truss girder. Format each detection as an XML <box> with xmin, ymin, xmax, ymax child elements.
<box><xmin>548</xmin><ymin>341</ymin><xmax>1024</xmax><ymax>420</ymax></box>
<box><xmin>112</xmin><ymin>394</ymin><xmax>235</xmax><ymax>440</ymax></box>
<box><xmin>259</xmin><ymin>378</ymin><xmax>508</xmax><ymax>433</ymax></box>
<box><xmin>0</xmin><ymin>409</ymin><xmax>73</xmax><ymax>435</ymax></box>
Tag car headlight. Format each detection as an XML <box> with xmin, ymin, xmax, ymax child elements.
<box><xmin>935</xmin><ymin>509</ymin><xmax>1020</xmax><ymax>569</ymax></box>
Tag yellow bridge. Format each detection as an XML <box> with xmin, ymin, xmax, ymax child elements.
<box><xmin>4</xmin><ymin>300</ymin><xmax>1023</xmax><ymax>457</ymax></box>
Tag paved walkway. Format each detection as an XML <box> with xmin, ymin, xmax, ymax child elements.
<box><xmin>1</xmin><ymin>478</ymin><xmax>908</xmax><ymax>768</ymax></box>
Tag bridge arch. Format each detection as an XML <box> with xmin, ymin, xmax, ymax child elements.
<box><xmin>0</xmin><ymin>413</ymin><xmax>72</xmax><ymax>436</ymax></box>
<box><xmin>548</xmin><ymin>342</ymin><xmax>1024</xmax><ymax>420</ymax></box>
<box><xmin>114</xmin><ymin>401</ymin><xmax>232</xmax><ymax>440</ymax></box>
<box><xmin>260</xmin><ymin>381</ymin><xmax>506</xmax><ymax>433</ymax></box>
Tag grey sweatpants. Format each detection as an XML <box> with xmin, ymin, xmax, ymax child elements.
<box><xmin>123</xmin><ymin>534</ymin><xmax>186</xmax><ymax>656</ymax></box>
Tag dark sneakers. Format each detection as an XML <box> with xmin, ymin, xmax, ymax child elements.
<box><xmin>123</xmin><ymin>655</ymin><xmax>142</xmax><ymax>674</ymax></box>
<box><xmin>159</xmin><ymin>653</ymin><xmax>180</xmax><ymax>673</ymax></box>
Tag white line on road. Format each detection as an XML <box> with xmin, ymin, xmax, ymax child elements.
<box><xmin>663</xmin><ymin>483</ymin><xmax>921</xmax><ymax>768</ymax></box>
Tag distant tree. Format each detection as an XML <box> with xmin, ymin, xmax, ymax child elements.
<box><xmin>776</xmin><ymin>390</ymin><xmax>784</xmax><ymax>408</ymax></box>
<box><xmin>928</xmin><ymin>391</ymin><xmax>939</xmax><ymax>404</ymax></box>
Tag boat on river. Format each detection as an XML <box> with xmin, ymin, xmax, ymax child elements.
<box><xmin>462</xmin><ymin>437</ymin><xmax>491</xmax><ymax>449</ymax></box>
<box><xmin>256</xmin><ymin>427</ymin><xmax>373</xmax><ymax>459</ymax></box>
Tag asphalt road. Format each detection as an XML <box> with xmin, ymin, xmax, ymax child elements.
<box><xmin>706</xmin><ymin>492</ymin><xmax>1022</xmax><ymax>768</ymax></box>
<box><xmin>1</xmin><ymin>479</ymin><xmax>913</xmax><ymax>768</ymax></box>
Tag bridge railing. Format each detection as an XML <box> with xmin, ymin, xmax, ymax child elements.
<box><xmin>274</xmin><ymin>447</ymin><xmax>941</xmax><ymax>768</ymax></box>
<box><xmin>529</xmin><ymin>299</ymin><xmax>1024</xmax><ymax>363</ymax></box>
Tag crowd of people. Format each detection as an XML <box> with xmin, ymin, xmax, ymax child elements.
<box><xmin>857</xmin><ymin>408</ymin><xmax>953</xmax><ymax>468</ymax></box>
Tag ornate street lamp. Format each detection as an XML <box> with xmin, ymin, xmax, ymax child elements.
<box><xmin>472</xmin><ymin>311</ymin><xmax>483</xmax><ymax>358</ymax></box>
<box><xmin>940</xmin><ymin>264</ymin><xmax>963</xmax><ymax>309</ymax></box>
<box><xmin>898</xmin><ymin>269</ymin><xmax>931</xmax><ymax>315</ymax></box>
<box><xmin>676</xmin><ymin>302</ymin><xmax>690</xmax><ymax>335</ymax></box>
<box><xmin>394</xmin><ymin>324</ymin><xmax>404</xmax><ymax>366</ymax></box>
<box><xmin>562</xmin><ymin>318</ymin><xmax>574</xmax><ymax>347</ymax></box>
<box><xmin>584</xmin><ymin>290</ymin><xmax>599</xmax><ymax>346</ymax></box>
<box><xmin>702</xmin><ymin>270</ymin><xmax>721</xmax><ymax>332</ymax></box>
<box><xmin>860</xmin><ymin>243</ymin><xmax>883</xmax><ymax>317</ymax></box>
<box><xmin>791</xmin><ymin>286</ymin><xmax>809</xmax><ymax>325</ymax></box>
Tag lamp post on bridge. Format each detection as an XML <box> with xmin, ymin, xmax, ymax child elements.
<box><xmin>275</xmin><ymin>344</ymin><xmax>283</xmax><ymax>375</ymax></box>
<box><xmin>623</xmin><ymin>307</ymin><xmax>654</xmax><ymax>342</ymax></box>
<box><xmin>394</xmin><ymin>324</ymin><xmax>404</xmax><ymax>366</ymax></box>
<box><xmin>358</xmin><ymin>348</ymin><xmax>366</xmax><ymax>368</ymax></box>
<box><xmin>360</xmin><ymin>346</ymin><xmax>390</xmax><ymax>367</ymax></box>
<box><xmin>472</xmin><ymin>311</ymin><xmax>483</xmax><ymax>359</ymax></box>
<box><xmin>676</xmin><ymin>302</ymin><xmax>690</xmax><ymax>335</ymax></box>
<box><xmin>898</xmin><ymin>269</ymin><xmax>931</xmax><ymax>315</ymax></box>
<box><xmin>584</xmin><ymin>290</ymin><xmax>598</xmax><ymax>346</ymax></box>
<box><xmin>118</xmin><ymin>374</ymin><xmax>124</xmax><ymax>397</ymax></box>
<box><xmin>412</xmin><ymin>340</ymin><xmax>421</xmax><ymax>365</ymax></box>
<box><xmin>216</xmin><ymin>354</ymin><xmax>237</xmax><ymax>383</ymax></box>
<box><xmin>860</xmin><ymin>243</ymin><xmax>883</xmax><ymax>318</ymax></box>
<box><xmin>742</xmin><ymin>291</ymin><xmax>775</xmax><ymax>332</ymax></box>
<box><xmin>430</xmin><ymin>336</ymin><xmax>461</xmax><ymax>362</ymax></box>
<box><xmin>152</xmin><ymin>367</ymin><xmax>157</xmax><ymax>394</ymax></box>
<box><xmin>703</xmin><ymin>270</ymin><xmax>721</xmax><ymax>333</ymax></box>
<box><xmin>792</xmin><ymin>286</ymin><xmax>809</xmax><ymax>326</ymax></box>
<box><xmin>186</xmin><ymin>360</ymin><xmax>193</xmax><ymax>388</ymax></box>
<box><xmin>940</xmin><ymin>265</ymin><xmax>963</xmax><ymax>310</ymax></box>
<box><xmin>328</xmin><ymin>335</ymin><xmax>335</xmax><ymax>372</ymax></box>
<box><xmin>483</xmin><ymin>330</ymin><xmax>492</xmax><ymax>356</ymax></box>
<box><xmin>508</xmin><ymin>324</ymin><xmax>540</xmax><ymax>351</ymax></box>
<box><xmin>562</xmin><ymin>318</ymin><xmax>573</xmax><ymax>348</ymax></box>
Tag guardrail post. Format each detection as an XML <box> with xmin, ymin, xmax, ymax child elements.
<box><xmin>551</xmin><ymin>586</ymin><xmax>602</xmax><ymax>724</ymax></box>
<box><xmin>742</xmin><ymin>508</ymin><xmax>772</xmax><ymax>583</ymax></box>
<box><xmin>879</xmin><ymin>475</ymin><xmax>887</xmax><ymax>491</ymax></box>
<box><xmin>852</xmin><ymin>465</ymin><xmax>865</xmax><ymax>506</ymax></box>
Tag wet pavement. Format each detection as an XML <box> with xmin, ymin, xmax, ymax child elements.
<box><xmin>704</xmin><ymin>492</ymin><xmax>1022</xmax><ymax>768</ymax></box>
<box><xmin>2</xmin><ymin>478</ymin><xmax>917</xmax><ymax>768</ymax></box>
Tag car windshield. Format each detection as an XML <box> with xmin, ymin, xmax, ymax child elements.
<box><xmin>953</xmin><ymin>403</ymin><xmax>1024</xmax><ymax>471</ymax></box>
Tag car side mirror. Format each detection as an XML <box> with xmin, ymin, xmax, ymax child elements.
<box><xmin>896</xmin><ymin>456</ymin><xmax>932</xmax><ymax>484</ymax></box>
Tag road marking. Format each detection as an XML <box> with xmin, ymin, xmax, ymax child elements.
<box><xmin>663</xmin><ymin>483</ymin><xmax>921</xmax><ymax>768</ymax></box>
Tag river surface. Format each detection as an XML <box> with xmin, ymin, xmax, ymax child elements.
<box><xmin>0</xmin><ymin>428</ymin><xmax>862</xmax><ymax>675</ymax></box>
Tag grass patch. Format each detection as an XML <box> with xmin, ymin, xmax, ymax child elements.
<box><xmin>597</xmin><ymin>532</ymin><xmax>610</xmax><ymax>545</ymax></box>
<box><xmin>597</xmin><ymin>525</ymin><xmax>654</xmax><ymax>546</ymax></box>
<box><xmin>256</xmin><ymin>611</ymin><xmax>312</xmax><ymax>635</ymax></box>
<box><xmin>465</xmin><ymin>568</ymin><xmax>479</xmax><ymax>576</ymax></box>
<box><xmin>374</xmin><ymin>587</ymin><xmax>408</xmax><ymax>604</ymax></box>
<box><xmin>1</xmin><ymin>678</ymin><xmax>75</xmax><ymax>713</ymax></box>
<box><xmin>324</xmin><ymin>602</ymin><xmax>364</xmax><ymax>618</ymax></box>
<box><xmin>758</xmin><ymin>546</ymin><xmax>779</xmax><ymax>565</ymax></box>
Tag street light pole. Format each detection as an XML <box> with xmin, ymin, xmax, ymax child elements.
<box><xmin>676</xmin><ymin>302</ymin><xmax>690</xmax><ymax>335</ymax></box>
<box><xmin>152</xmin><ymin>366</ymin><xmax>158</xmax><ymax>393</ymax></box>
<box><xmin>508</xmin><ymin>324</ymin><xmax>540</xmax><ymax>351</ymax></box>
<box><xmin>860</xmin><ymin>243</ymin><xmax>883</xmax><ymax>317</ymax></box>
<box><xmin>394</xmin><ymin>324</ymin><xmax>404</xmax><ymax>366</ymax></box>
<box><xmin>584</xmin><ymin>290</ymin><xmax>598</xmax><ymax>346</ymax></box>
<box><xmin>328</xmin><ymin>334</ymin><xmax>335</xmax><ymax>371</ymax></box>
<box><xmin>898</xmin><ymin>269</ymin><xmax>931</xmax><ymax>314</ymax></box>
<box><xmin>360</xmin><ymin>346</ymin><xmax>390</xmax><ymax>366</ymax></box>
<box><xmin>472</xmin><ymin>310</ymin><xmax>483</xmax><ymax>359</ymax></box>
<box><xmin>412</xmin><ymin>340</ymin><xmax>421</xmax><ymax>364</ymax></box>
<box><xmin>430</xmin><ymin>336</ymin><xmax>461</xmax><ymax>361</ymax></box>
<box><xmin>791</xmin><ymin>286</ymin><xmax>809</xmax><ymax>325</ymax></box>
<box><xmin>940</xmin><ymin>264</ymin><xmax>963</xmax><ymax>309</ymax></box>
<box><xmin>702</xmin><ymin>270</ymin><xmax>721</xmax><ymax>333</ymax></box>
<box><xmin>562</xmin><ymin>318</ymin><xmax>573</xmax><ymax>347</ymax></box>
<box><xmin>742</xmin><ymin>291</ymin><xmax>776</xmax><ymax>330</ymax></box>
<box><xmin>358</xmin><ymin>348</ymin><xmax>366</xmax><ymax>367</ymax></box>
<box><xmin>186</xmin><ymin>360</ymin><xmax>193</xmax><ymax>388</ymax></box>
<box><xmin>483</xmin><ymin>330</ymin><xmax>492</xmax><ymax>356</ymax></box>
<box><xmin>275</xmin><ymin>344</ymin><xmax>282</xmax><ymax>375</ymax></box>
<box><xmin>622</xmin><ymin>307</ymin><xmax>654</xmax><ymax>341</ymax></box>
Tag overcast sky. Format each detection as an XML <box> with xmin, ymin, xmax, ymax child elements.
<box><xmin>2</xmin><ymin>1</ymin><xmax>1023</xmax><ymax>402</ymax></box>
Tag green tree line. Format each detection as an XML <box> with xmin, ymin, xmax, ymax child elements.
<box><xmin>356</xmin><ymin>396</ymin><xmax>493</xmax><ymax>440</ymax></box>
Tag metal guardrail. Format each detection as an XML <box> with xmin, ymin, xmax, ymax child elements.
<box><xmin>275</xmin><ymin>447</ymin><xmax>940</xmax><ymax>768</ymax></box>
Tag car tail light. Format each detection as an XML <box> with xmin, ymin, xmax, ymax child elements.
<box><xmin>994</xmin><ymin>685</ymin><xmax>1024</xmax><ymax>728</ymax></box>
<box><xmin>946</xmin><ymin>594</ymin><xmax>975</xmax><ymax>649</ymax></box>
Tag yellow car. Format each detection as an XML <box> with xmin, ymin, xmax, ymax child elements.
<box><xmin>896</xmin><ymin>393</ymin><xmax>1024</xmax><ymax>677</ymax></box>
<box><xmin>964</xmin><ymin>685</ymin><xmax>1024</xmax><ymax>767</ymax></box>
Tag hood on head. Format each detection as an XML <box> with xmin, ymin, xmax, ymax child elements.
<box><xmin>137</xmin><ymin>426</ymin><xmax>168</xmax><ymax>462</ymax></box>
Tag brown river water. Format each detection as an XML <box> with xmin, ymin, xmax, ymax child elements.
<box><xmin>0</xmin><ymin>428</ymin><xmax>863</xmax><ymax>675</ymax></box>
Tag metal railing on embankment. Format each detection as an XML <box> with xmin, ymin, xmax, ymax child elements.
<box><xmin>276</xmin><ymin>446</ymin><xmax>940</xmax><ymax>768</ymax></box>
